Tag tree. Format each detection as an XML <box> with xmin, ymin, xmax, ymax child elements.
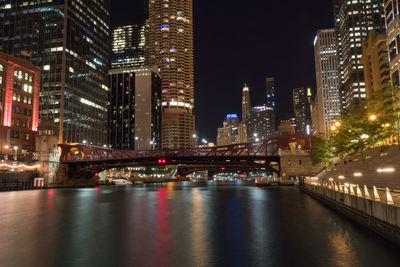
<box><xmin>310</xmin><ymin>85</ymin><xmax>400</xmax><ymax>165</ymax></box>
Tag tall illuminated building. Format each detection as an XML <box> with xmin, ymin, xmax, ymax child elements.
<box><xmin>313</xmin><ymin>29</ymin><xmax>340</xmax><ymax>134</ymax></box>
<box><xmin>247</xmin><ymin>106</ymin><xmax>275</xmax><ymax>141</ymax></box>
<box><xmin>0</xmin><ymin>1</ymin><xmax>110</xmax><ymax>146</ymax></box>
<box><xmin>293</xmin><ymin>87</ymin><xmax>312</xmax><ymax>135</ymax></box>
<box><xmin>384</xmin><ymin>1</ymin><xmax>400</xmax><ymax>86</ymax></box>
<box><xmin>111</xmin><ymin>16</ymin><xmax>146</xmax><ymax>69</ymax></box>
<box><xmin>242</xmin><ymin>83</ymin><xmax>251</xmax><ymax>122</ymax></box>
<box><xmin>333</xmin><ymin>0</ymin><xmax>385</xmax><ymax>113</ymax></box>
<box><xmin>265</xmin><ymin>77</ymin><xmax>276</xmax><ymax>130</ymax></box>
<box><xmin>147</xmin><ymin>0</ymin><xmax>195</xmax><ymax>149</ymax></box>
<box><xmin>108</xmin><ymin>67</ymin><xmax>161</xmax><ymax>150</ymax></box>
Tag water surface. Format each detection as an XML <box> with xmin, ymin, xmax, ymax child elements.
<box><xmin>0</xmin><ymin>182</ymin><xmax>399</xmax><ymax>267</ymax></box>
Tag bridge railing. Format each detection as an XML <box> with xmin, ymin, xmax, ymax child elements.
<box><xmin>59</xmin><ymin>134</ymin><xmax>313</xmax><ymax>163</ymax></box>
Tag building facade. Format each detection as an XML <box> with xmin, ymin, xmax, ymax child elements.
<box><xmin>266</xmin><ymin>77</ymin><xmax>276</xmax><ymax>130</ymax></box>
<box><xmin>0</xmin><ymin>0</ymin><xmax>110</xmax><ymax>146</ymax></box>
<box><xmin>108</xmin><ymin>67</ymin><xmax>161</xmax><ymax>150</ymax></box>
<box><xmin>111</xmin><ymin>16</ymin><xmax>146</xmax><ymax>70</ymax></box>
<box><xmin>334</xmin><ymin>0</ymin><xmax>385</xmax><ymax>113</ymax></box>
<box><xmin>293</xmin><ymin>87</ymin><xmax>312</xmax><ymax>135</ymax></box>
<box><xmin>242</xmin><ymin>83</ymin><xmax>251</xmax><ymax>122</ymax></box>
<box><xmin>247</xmin><ymin>105</ymin><xmax>275</xmax><ymax>141</ymax></box>
<box><xmin>147</xmin><ymin>0</ymin><xmax>195</xmax><ymax>149</ymax></box>
<box><xmin>0</xmin><ymin>52</ymin><xmax>40</xmax><ymax>157</ymax></box>
<box><xmin>360</xmin><ymin>30</ymin><xmax>390</xmax><ymax>98</ymax></box>
<box><xmin>314</xmin><ymin>29</ymin><xmax>340</xmax><ymax>134</ymax></box>
<box><xmin>216</xmin><ymin>114</ymin><xmax>240</xmax><ymax>146</ymax></box>
<box><xmin>384</xmin><ymin>0</ymin><xmax>400</xmax><ymax>86</ymax></box>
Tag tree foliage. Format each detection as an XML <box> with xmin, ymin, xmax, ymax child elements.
<box><xmin>310</xmin><ymin>85</ymin><xmax>400</xmax><ymax>165</ymax></box>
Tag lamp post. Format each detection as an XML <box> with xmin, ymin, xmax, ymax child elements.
<box><xmin>13</xmin><ymin>146</ymin><xmax>18</xmax><ymax>161</ymax></box>
<box><xmin>4</xmin><ymin>145</ymin><xmax>9</xmax><ymax>161</ymax></box>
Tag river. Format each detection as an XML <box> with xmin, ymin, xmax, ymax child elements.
<box><xmin>0</xmin><ymin>182</ymin><xmax>399</xmax><ymax>267</ymax></box>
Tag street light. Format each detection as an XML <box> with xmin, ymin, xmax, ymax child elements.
<box><xmin>368</xmin><ymin>114</ymin><xmax>377</xmax><ymax>121</ymax></box>
<box><xmin>202</xmin><ymin>139</ymin><xmax>207</xmax><ymax>145</ymax></box>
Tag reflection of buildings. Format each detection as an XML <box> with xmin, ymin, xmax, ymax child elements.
<box><xmin>247</xmin><ymin>106</ymin><xmax>275</xmax><ymax>141</ymax></box>
<box><xmin>0</xmin><ymin>1</ymin><xmax>110</xmax><ymax>146</ymax></box>
<box><xmin>147</xmin><ymin>0</ymin><xmax>195</xmax><ymax>149</ymax></box>
<box><xmin>0</xmin><ymin>52</ymin><xmax>40</xmax><ymax>157</ymax></box>
<box><xmin>313</xmin><ymin>29</ymin><xmax>340</xmax><ymax>134</ymax></box>
<box><xmin>293</xmin><ymin>87</ymin><xmax>312</xmax><ymax>134</ymax></box>
<box><xmin>111</xmin><ymin>16</ymin><xmax>146</xmax><ymax>69</ymax></box>
<box><xmin>217</xmin><ymin>114</ymin><xmax>246</xmax><ymax>146</ymax></box>
<box><xmin>108</xmin><ymin>67</ymin><xmax>161</xmax><ymax>150</ymax></box>
<box><xmin>334</xmin><ymin>0</ymin><xmax>385</xmax><ymax>113</ymax></box>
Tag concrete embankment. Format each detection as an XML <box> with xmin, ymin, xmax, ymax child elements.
<box><xmin>300</xmin><ymin>183</ymin><xmax>400</xmax><ymax>246</ymax></box>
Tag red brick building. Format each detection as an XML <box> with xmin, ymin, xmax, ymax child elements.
<box><xmin>0</xmin><ymin>52</ymin><xmax>40</xmax><ymax>158</ymax></box>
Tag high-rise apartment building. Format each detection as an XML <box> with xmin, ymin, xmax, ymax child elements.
<box><xmin>266</xmin><ymin>77</ymin><xmax>276</xmax><ymax>129</ymax></box>
<box><xmin>111</xmin><ymin>16</ymin><xmax>146</xmax><ymax>70</ymax></box>
<box><xmin>247</xmin><ymin>106</ymin><xmax>275</xmax><ymax>141</ymax></box>
<box><xmin>147</xmin><ymin>0</ymin><xmax>195</xmax><ymax>149</ymax></box>
<box><xmin>108</xmin><ymin>67</ymin><xmax>161</xmax><ymax>150</ymax></box>
<box><xmin>217</xmin><ymin>114</ymin><xmax>239</xmax><ymax>146</ymax></box>
<box><xmin>333</xmin><ymin>0</ymin><xmax>385</xmax><ymax>113</ymax></box>
<box><xmin>360</xmin><ymin>30</ymin><xmax>390</xmax><ymax>98</ymax></box>
<box><xmin>384</xmin><ymin>1</ymin><xmax>400</xmax><ymax>86</ymax></box>
<box><xmin>242</xmin><ymin>83</ymin><xmax>251</xmax><ymax>122</ymax></box>
<box><xmin>293</xmin><ymin>88</ymin><xmax>312</xmax><ymax>135</ymax></box>
<box><xmin>314</xmin><ymin>29</ymin><xmax>340</xmax><ymax>134</ymax></box>
<box><xmin>0</xmin><ymin>1</ymin><xmax>110</xmax><ymax>146</ymax></box>
<box><xmin>0</xmin><ymin>52</ymin><xmax>40</xmax><ymax>157</ymax></box>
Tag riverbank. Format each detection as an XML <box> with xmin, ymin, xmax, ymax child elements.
<box><xmin>299</xmin><ymin>182</ymin><xmax>400</xmax><ymax>247</ymax></box>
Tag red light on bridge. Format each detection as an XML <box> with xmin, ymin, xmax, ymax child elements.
<box><xmin>221</xmin><ymin>167</ymin><xmax>225</xmax><ymax>170</ymax></box>
<box><xmin>158</xmin><ymin>158</ymin><xmax>167</xmax><ymax>165</ymax></box>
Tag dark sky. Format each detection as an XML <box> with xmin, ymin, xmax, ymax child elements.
<box><xmin>111</xmin><ymin>0</ymin><xmax>334</xmax><ymax>142</ymax></box>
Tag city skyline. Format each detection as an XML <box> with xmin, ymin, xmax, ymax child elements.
<box><xmin>111</xmin><ymin>0</ymin><xmax>333</xmax><ymax>142</ymax></box>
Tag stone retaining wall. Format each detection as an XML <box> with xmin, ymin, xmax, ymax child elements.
<box><xmin>300</xmin><ymin>183</ymin><xmax>400</xmax><ymax>246</ymax></box>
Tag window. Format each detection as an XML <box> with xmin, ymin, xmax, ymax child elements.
<box><xmin>0</xmin><ymin>64</ymin><xmax>3</xmax><ymax>72</ymax></box>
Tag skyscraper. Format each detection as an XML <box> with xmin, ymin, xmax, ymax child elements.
<box><xmin>108</xmin><ymin>67</ymin><xmax>161</xmax><ymax>150</ymax></box>
<box><xmin>265</xmin><ymin>77</ymin><xmax>276</xmax><ymax>130</ymax></box>
<box><xmin>111</xmin><ymin>16</ymin><xmax>146</xmax><ymax>70</ymax></box>
<box><xmin>0</xmin><ymin>1</ymin><xmax>110</xmax><ymax>146</ymax></box>
<box><xmin>360</xmin><ymin>30</ymin><xmax>390</xmax><ymax>98</ymax></box>
<box><xmin>147</xmin><ymin>0</ymin><xmax>195</xmax><ymax>149</ymax></box>
<box><xmin>384</xmin><ymin>1</ymin><xmax>400</xmax><ymax>86</ymax></box>
<box><xmin>293</xmin><ymin>87</ymin><xmax>312</xmax><ymax>135</ymax></box>
<box><xmin>247</xmin><ymin>106</ymin><xmax>275</xmax><ymax>141</ymax></box>
<box><xmin>242</xmin><ymin>83</ymin><xmax>251</xmax><ymax>122</ymax></box>
<box><xmin>217</xmin><ymin>114</ymin><xmax>240</xmax><ymax>146</ymax></box>
<box><xmin>333</xmin><ymin>0</ymin><xmax>385</xmax><ymax>113</ymax></box>
<box><xmin>314</xmin><ymin>29</ymin><xmax>340</xmax><ymax>134</ymax></box>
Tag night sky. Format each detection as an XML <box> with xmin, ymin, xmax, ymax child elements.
<box><xmin>111</xmin><ymin>0</ymin><xmax>334</xmax><ymax>142</ymax></box>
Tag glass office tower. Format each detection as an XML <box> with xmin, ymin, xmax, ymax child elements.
<box><xmin>0</xmin><ymin>0</ymin><xmax>110</xmax><ymax>146</ymax></box>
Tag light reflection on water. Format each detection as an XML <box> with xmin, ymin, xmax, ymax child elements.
<box><xmin>0</xmin><ymin>183</ymin><xmax>399</xmax><ymax>267</ymax></box>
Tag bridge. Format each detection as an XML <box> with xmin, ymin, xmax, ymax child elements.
<box><xmin>58</xmin><ymin>134</ymin><xmax>313</xmax><ymax>178</ymax></box>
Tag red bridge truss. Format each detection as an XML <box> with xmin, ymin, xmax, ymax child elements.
<box><xmin>58</xmin><ymin>134</ymin><xmax>312</xmax><ymax>178</ymax></box>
